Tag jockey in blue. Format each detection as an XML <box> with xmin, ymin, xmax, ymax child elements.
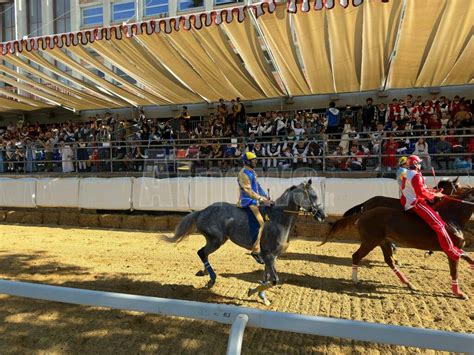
<box><xmin>238</xmin><ymin>151</ymin><xmax>273</xmax><ymax>263</ymax></box>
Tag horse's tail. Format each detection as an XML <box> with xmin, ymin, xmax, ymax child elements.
<box><xmin>161</xmin><ymin>211</ymin><xmax>200</xmax><ymax>243</ymax></box>
<box><xmin>319</xmin><ymin>213</ymin><xmax>360</xmax><ymax>246</ymax></box>
<box><xmin>343</xmin><ymin>202</ymin><xmax>364</xmax><ymax>217</ymax></box>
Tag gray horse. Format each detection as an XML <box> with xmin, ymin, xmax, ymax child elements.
<box><xmin>164</xmin><ymin>179</ymin><xmax>326</xmax><ymax>304</ymax></box>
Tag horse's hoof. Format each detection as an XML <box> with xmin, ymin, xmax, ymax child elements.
<box><xmin>206</xmin><ymin>279</ymin><xmax>216</xmax><ymax>289</ymax></box>
<box><xmin>407</xmin><ymin>283</ymin><xmax>417</xmax><ymax>291</ymax></box>
<box><xmin>248</xmin><ymin>287</ymin><xmax>257</xmax><ymax>297</ymax></box>
<box><xmin>454</xmin><ymin>292</ymin><xmax>469</xmax><ymax>300</ymax></box>
<box><xmin>196</xmin><ymin>269</ymin><xmax>208</xmax><ymax>277</ymax></box>
<box><xmin>258</xmin><ymin>291</ymin><xmax>271</xmax><ymax>306</ymax></box>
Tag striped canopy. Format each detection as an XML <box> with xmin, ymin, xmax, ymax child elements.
<box><xmin>0</xmin><ymin>0</ymin><xmax>472</xmax><ymax>112</ymax></box>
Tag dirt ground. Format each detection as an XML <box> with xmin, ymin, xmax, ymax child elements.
<box><xmin>0</xmin><ymin>225</ymin><xmax>472</xmax><ymax>354</ymax></box>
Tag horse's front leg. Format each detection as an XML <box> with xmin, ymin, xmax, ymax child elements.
<box><xmin>449</xmin><ymin>258</ymin><xmax>468</xmax><ymax>300</ymax></box>
<box><xmin>248</xmin><ymin>254</ymin><xmax>277</xmax><ymax>305</ymax></box>
<box><xmin>258</xmin><ymin>266</ymin><xmax>272</xmax><ymax>306</ymax></box>
<box><xmin>266</xmin><ymin>254</ymin><xmax>279</xmax><ymax>286</ymax></box>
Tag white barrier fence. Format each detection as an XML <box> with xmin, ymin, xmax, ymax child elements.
<box><xmin>0</xmin><ymin>279</ymin><xmax>472</xmax><ymax>354</ymax></box>
<box><xmin>0</xmin><ymin>176</ymin><xmax>472</xmax><ymax>215</ymax></box>
<box><xmin>36</xmin><ymin>178</ymin><xmax>80</xmax><ymax>208</ymax></box>
<box><xmin>0</xmin><ymin>178</ymin><xmax>36</xmax><ymax>208</ymax></box>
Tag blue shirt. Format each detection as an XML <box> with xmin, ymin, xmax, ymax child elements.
<box><xmin>237</xmin><ymin>167</ymin><xmax>267</xmax><ymax>207</ymax></box>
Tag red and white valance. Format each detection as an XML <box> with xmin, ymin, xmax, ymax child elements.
<box><xmin>0</xmin><ymin>0</ymin><xmax>276</xmax><ymax>55</ymax></box>
<box><xmin>286</xmin><ymin>0</ymin><xmax>389</xmax><ymax>13</ymax></box>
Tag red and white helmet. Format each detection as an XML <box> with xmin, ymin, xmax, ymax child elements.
<box><xmin>407</xmin><ymin>155</ymin><xmax>422</xmax><ymax>167</ymax></box>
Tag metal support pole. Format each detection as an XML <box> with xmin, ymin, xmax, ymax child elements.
<box><xmin>322</xmin><ymin>134</ymin><xmax>327</xmax><ymax>172</ymax></box>
<box><xmin>247</xmin><ymin>2</ymin><xmax>290</xmax><ymax>97</ymax></box>
<box><xmin>110</xmin><ymin>143</ymin><xmax>113</xmax><ymax>173</ymax></box>
<box><xmin>75</xmin><ymin>142</ymin><xmax>79</xmax><ymax>173</ymax></box>
<box><xmin>226</xmin><ymin>314</ymin><xmax>249</xmax><ymax>355</ymax></box>
<box><xmin>378</xmin><ymin>137</ymin><xmax>383</xmax><ymax>176</ymax></box>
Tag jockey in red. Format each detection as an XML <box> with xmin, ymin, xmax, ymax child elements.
<box><xmin>400</xmin><ymin>155</ymin><xmax>474</xmax><ymax>281</ymax></box>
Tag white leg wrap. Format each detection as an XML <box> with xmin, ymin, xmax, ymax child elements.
<box><xmin>352</xmin><ymin>264</ymin><xmax>359</xmax><ymax>283</ymax></box>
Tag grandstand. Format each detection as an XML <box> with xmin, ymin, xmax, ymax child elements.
<box><xmin>0</xmin><ymin>95</ymin><xmax>472</xmax><ymax>177</ymax></box>
<box><xmin>0</xmin><ymin>0</ymin><xmax>472</xmax><ymax>178</ymax></box>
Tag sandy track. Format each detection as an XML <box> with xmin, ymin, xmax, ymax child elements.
<box><xmin>0</xmin><ymin>225</ymin><xmax>472</xmax><ymax>354</ymax></box>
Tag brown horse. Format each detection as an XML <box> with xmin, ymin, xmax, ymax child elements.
<box><xmin>322</xmin><ymin>186</ymin><xmax>474</xmax><ymax>299</ymax></box>
<box><xmin>329</xmin><ymin>178</ymin><xmax>461</xmax><ymax>235</ymax></box>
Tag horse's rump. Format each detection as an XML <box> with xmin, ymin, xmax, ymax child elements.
<box><xmin>325</xmin><ymin>197</ymin><xmax>402</xmax><ymax>243</ymax></box>
<box><xmin>195</xmin><ymin>202</ymin><xmax>257</xmax><ymax>247</ymax></box>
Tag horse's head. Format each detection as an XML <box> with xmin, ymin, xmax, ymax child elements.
<box><xmin>437</xmin><ymin>177</ymin><xmax>461</xmax><ymax>195</ymax></box>
<box><xmin>458</xmin><ymin>186</ymin><xmax>474</xmax><ymax>203</ymax></box>
<box><xmin>293</xmin><ymin>179</ymin><xmax>326</xmax><ymax>222</ymax></box>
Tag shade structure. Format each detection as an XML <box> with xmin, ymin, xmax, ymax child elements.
<box><xmin>0</xmin><ymin>0</ymin><xmax>471</xmax><ymax>113</ymax></box>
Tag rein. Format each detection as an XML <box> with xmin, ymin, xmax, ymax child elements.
<box><xmin>430</xmin><ymin>167</ymin><xmax>472</xmax><ymax>204</ymax></box>
<box><xmin>282</xmin><ymin>209</ymin><xmax>310</xmax><ymax>215</ymax></box>
<box><xmin>441</xmin><ymin>195</ymin><xmax>474</xmax><ymax>206</ymax></box>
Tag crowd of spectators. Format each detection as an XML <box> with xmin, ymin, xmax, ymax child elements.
<box><xmin>0</xmin><ymin>94</ymin><xmax>472</xmax><ymax>174</ymax></box>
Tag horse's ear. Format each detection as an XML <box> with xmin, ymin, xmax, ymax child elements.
<box><xmin>307</xmin><ymin>178</ymin><xmax>312</xmax><ymax>186</ymax></box>
<box><xmin>454</xmin><ymin>176</ymin><xmax>459</xmax><ymax>184</ymax></box>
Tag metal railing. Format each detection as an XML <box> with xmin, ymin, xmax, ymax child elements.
<box><xmin>0</xmin><ymin>129</ymin><xmax>471</xmax><ymax>176</ymax></box>
<box><xmin>0</xmin><ymin>279</ymin><xmax>472</xmax><ymax>354</ymax></box>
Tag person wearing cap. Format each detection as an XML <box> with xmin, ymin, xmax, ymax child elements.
<box><xmin>238</xmin><ymin>151</ymin><xmax>273</xmax><ymax>264</ymax></box>
<box><xmin>396</xmin><ymin>156</ymin><xmax>409</xmax><ymax>191</ymax></box>
<box><xmin>400</xmin><ymin>155</ymin><xmax>474</xmax><ymax>282</ymax></box>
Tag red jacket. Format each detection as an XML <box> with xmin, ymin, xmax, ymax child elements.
<box><xmin>412</xmin><ymin>173</ymin><xmax>436</xmax><ymax>202</ymax></box>
<box><xmin>400</xmin><ymin>170</ymin><xmax>436</xmax><ymax>209</ymax></box>
<box><xmin>427</xmin><ymin>120</ymin><xmax>441</xmax><ymax>130</ymax></box>
<box><xmin>389</xmin><ymin>104</ymin><xmax>401</xmax><ymax>121</ymax></box>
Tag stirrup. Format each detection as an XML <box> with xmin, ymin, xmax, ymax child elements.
<box><xmin>251</xmin><ymin>252</ymin><xmax>264</xmax><ymax>265</ymax></box>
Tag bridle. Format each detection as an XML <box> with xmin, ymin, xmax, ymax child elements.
<box><xmin>289</xmin><ymin>183</ymin><xmax>323</xmax><ymax>217</ymax></box>
<box><xmin>278</xmin><ymin>183</ymin><xmax>325</xmax><ymax>219</ymax></box>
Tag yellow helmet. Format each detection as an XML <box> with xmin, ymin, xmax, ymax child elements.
<box><xmin>242</xmin><ymin>151</ymin><xmax>257</xmax><ymax>164</ymax></box>
<box><xmin>398</xmin><ymin>156</ymin><xmax>408</xmax><ymax>166</ymax></box>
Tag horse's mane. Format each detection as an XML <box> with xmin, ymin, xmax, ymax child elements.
<box><xmin>274</xmin><ymin>185</ymin><xmax>297</xmax><ymax>207</ymax></box>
